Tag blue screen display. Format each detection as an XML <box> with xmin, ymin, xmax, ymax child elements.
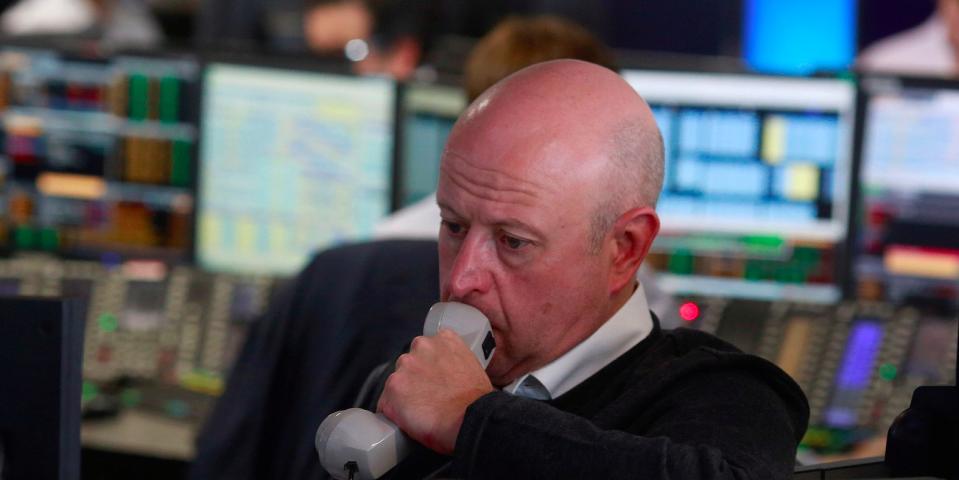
<box><xmin>744</xmin><ymin>0</ymin><xmax>857</xmax><ymax>75</ymax></box>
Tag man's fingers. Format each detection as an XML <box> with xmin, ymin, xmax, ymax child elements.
<box><xmin>409</xmin><ymin>335</ymin><xmax>427</xmax><ymax>352</ymax></box>
<box><xmin>394</xmin><ymin>352</ymin><xmax>412</xmax><ymax>370</ymax></box>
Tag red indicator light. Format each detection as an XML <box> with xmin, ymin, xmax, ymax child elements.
<box><xmin>679</xmin><ymin>302</ymin><xmax>700</xmax><ymax>322</ymax></box>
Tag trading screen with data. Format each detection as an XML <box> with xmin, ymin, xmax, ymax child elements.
<box><xmin>623</xmin><ymin>70</ymin><xmax>856</xmax><ymax>302</ymax></box>
<box><xmin>856</xmin><ymin>76</ymin><xmax>959</xmax><ymax>307</ymax></box>
<box><xmin>196</xmin><ymin>62</ymin><xmax>396</xmax><ymax>275</ymax></box>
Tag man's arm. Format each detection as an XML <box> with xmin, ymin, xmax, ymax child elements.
<box><xmin>451</xmin><ymin>369</ymin><xmax>802</xmax><ymax>479</ymax></box>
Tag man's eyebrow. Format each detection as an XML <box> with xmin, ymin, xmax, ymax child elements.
<box><xmin>438</xmin><ymin>202</ymin><xmax>544</xmax><ymax>239</ymax></box>
<box><xmin>437</xmin><ymin>202</ymin><xmax>463</xmax><ymax>220</ymax></box>
<box><xmin>495</xmin><ymin>218</ymin><xmax>544</xmax><ymax>240</ymax></box>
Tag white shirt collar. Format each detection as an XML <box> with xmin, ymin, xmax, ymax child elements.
<box><xmin>504</xmin><ymin>284</ymin><xmax>654</xmax><ymax>399</ymax></box>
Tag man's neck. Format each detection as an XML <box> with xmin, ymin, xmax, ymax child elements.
<box><xmin>492</xmin><ymin>280</ymin><xmax>642</xmax><ymax>388</ymax></box>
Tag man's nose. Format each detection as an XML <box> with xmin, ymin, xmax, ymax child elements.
<box><xmin>447</xmin><ymin>232</ymin><xmax>493</xmax><ymax>299</ymax></box>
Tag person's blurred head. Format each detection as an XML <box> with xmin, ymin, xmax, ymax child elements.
<box><xmin>303</xmin><ymin>0</ymin><xmax>372</xmax><ymax>53</ymax></box>
<box><xmin>463</xmin><ymin>15</ymin><xmax>616</xmax><ymax>102</ymax></box>
<box><xmin>938</xmin><ymin>0</ymin><xmax>959</xmax><ymax>63</ymax></box>
<box><xmin>303</xmin><ymin>0</ymin><xmax>427</xmax><ymax>80</ymax></box>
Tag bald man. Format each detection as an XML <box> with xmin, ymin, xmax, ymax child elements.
<box><xmin>372</xmin><ymin>60</ymin><xmax>808</xmax><ymax>479</ymax></box>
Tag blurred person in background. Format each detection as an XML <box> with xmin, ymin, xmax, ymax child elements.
<box><xmin>197</xmin><ymin>0</ymin><xmax>609</xmax><ymax>78</ymax></box>
<box><xmin>303</xmin><ymin>0</ymin><xmax>434</xmax><ymax>79</ymax></box>
<box><xmin>0</xmin><ymin>0</ymin><xmax>162</xmax><ymax>49</ymax></box>
<box><xmin>197</xmin><ymin>0</ymin><xmax>439</xmax><ymax>78</ymax></box>
<box><xmin>858</xmin><ymin>0</ymin><xmax>959</xmax><ymax>76</ymax></box>
<box><xmin>460</xmin><ymin>15</ymin><xmax>615</xmax><ymax>100</ymax></box>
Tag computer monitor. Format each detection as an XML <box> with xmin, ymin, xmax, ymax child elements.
<box><xmin>196</xmin><ymin>59</ymin><xmax>396</xmax><ymax>275</ymax></box>
<box><xmin>397</xmin><ymin>82</ymin><xmax>465</xmax><ymax>207</ymax></box>
<box><xmin>622</xmin><ymin>70</ymin><xmax>856</xmax><ymax>303</ymax></box>
<box><xmin>0</xmin><ymin>296</ymin><xmax>85</xmax><ymax>480</ymax></box>
<box><xmin>0</xmin><ymin>45</ymin><xmax>199</xmax><ymax>261</ymax></box>
<box><xmin>855</xmin><ymin>75</ymin><xmax>959</xmax><ymax>308</ymax></box>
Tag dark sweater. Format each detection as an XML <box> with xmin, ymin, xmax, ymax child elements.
<box><xmin>381</xmin><ymin>318</ymin><xmax>809</xmax><ymax>479</ymax></box>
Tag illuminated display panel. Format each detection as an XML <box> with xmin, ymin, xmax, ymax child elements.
<box><xmin>399</xmin><ymin>82</ymin><xmax>464</xmax><ymax>208</ymax></box>
<box><xmin>0</xmin><ymin>46</ymin><xmax>198</xmax><ymax>260</ymax></box>
<box><xmin>857</xmin><ymin>76</ymin><xmax>959</xmax><ymax>306</ymax></box>
<box><xmin>824</xmin><ymin>319</ymin><xmax>883</xmax><ymax>428</ymax></box>
<box><xmin>197</xmin><ymin>62</ymin><xmax>396</xmax><ymax>275</ymax></box>
<box><xmin>623</xmin><ymin>70</ymin><xmax>856</xmax><ymax>303</ymax></box>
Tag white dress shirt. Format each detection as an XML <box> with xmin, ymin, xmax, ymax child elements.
<box><xmin>503</xmin><ymin>285</ymin><xmax>654</xmax><ymax>400</ymax></box>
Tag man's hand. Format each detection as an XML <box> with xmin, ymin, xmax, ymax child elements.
<box><xmin>377</xmin><ymin>329</ymin><xmax>494</xmax><ymax>455</ymax></box>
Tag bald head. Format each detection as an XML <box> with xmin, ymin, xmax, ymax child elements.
<box><xmin>444</xmin><ymin>59</ymin><xmax>664</xmax><ymax>251</ymax></box>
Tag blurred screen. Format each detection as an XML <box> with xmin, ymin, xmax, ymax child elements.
<box><xmin>857</xmin><ymin>76</ymin><xmax>959</xmax><ymax>307</ymax></box>
<box><xmin>197</xmin><ymin>63</ymin><xmax>395</xmax><ymax>275</ymax></box>
<box><xmin>0</xmin><ymin>47</ymin><xmax>198</xmax><ymax>260</ymax></box>
<box><xmin>624</xmin><ymin>71</ymin><xmax>856</xmax><ymax>302</ymax></box>
<box><xmin>399</xmin><ymin>83</ymin><xmax>464</xmax><ymax>207</ymax></box>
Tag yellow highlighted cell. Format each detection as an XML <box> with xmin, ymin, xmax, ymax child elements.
<box><xmin>236</xmin><ymin>217</ymin><xmax>257</xmax><ymax>253</ymax></box>
<box><xmin>269</xmin><ymin>223</ymin><xmax>289</xmax><ymax>252</ymax></box>
<box><xmin>885</xmin><ymin>246</ymin><xmax>959</xmax><ymax>280</ymax></box>
<box><xmin>200</xmin><ymin>214</ymin><xmax>222</xmax><ymax>249</ymax></box>
<box><xmin>785</xmin><ymin>164</ymin><xmax>819</xmax><ymax>201</ymax></box>
<box><xmin>36</xmin><ymin>172</ymin><xmax>106</xmax><ymax>199</ymax></box>
<box><xmin>763</xmin><ymin>116</ymin><xmax>786</xmax><ymax>164</ymax></box>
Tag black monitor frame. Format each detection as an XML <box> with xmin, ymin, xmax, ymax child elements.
<box><xmin>0</xmin><ymin>296</ymin><xmax>85</xmax><ymax>480</ymax></box>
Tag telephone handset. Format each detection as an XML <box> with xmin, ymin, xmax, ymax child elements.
<box><xmin>315</xmin><ymin>302</ymin><xmax>496</xmax><ymax>480</ymax></box>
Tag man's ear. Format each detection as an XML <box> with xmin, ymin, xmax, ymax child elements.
<box><xmin>608</xmin><ymin>207</ymin><xmax>660</xmax><ymax>294</ymax></box>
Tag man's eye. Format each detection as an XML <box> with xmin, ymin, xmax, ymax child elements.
<box><xmin>443</xmin><ymin>221</ymin><xmax>464</xmax><ymax>235</ymax></box>
<box><xmin>501</xmin><ymin>235</ymin><xmax>529</xmax><ymax>250</ymax></box>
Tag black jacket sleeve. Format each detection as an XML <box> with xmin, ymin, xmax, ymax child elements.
<box><xmin>190</xmin><ymin>240</ymin><xmax>440</xmax><ymax>480</ymax></box>
<box><xmin>188</xmin><ymin>278</ymin><xmax>298</xmax><ymax>480</ymax></box>
<box><xmin>451</xmin><ymin>369</ymin><xmax>802</xmax><ymax>480</ymax></box>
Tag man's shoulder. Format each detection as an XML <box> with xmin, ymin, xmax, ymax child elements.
<box><xmin>658</xmin><ymin>326</ymin><xmax>742</xmax><ymax>355</ymax></box>
<box><xmin>640</xmin><ymin>327</ymin><xmax>808</xmax><ymax>415</ymax></box>
<box><xmin>581</xmin><ymin>324</ymin><xmax>781</xmax><ymax>394</ymax></box>
<box><xmin>649</xmin><ymin>326</ymin><xmax>790</xmax><ymax>380</ymax></box>
<box><xmin>552</xmin><ymin>322</ymin><xmax>810</xmax><ymax>442</ymax></box>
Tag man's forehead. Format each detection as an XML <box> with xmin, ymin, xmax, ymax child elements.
<box><xmin>444</xmin><ymin>65</ymin><xmax>640</xmax><ymax>179</ymax></box>
<box><xmin>439</xmin><ymin>148</ymin><xmax>555</xmax><ymax>205</ymax></box>
<box><xmin>444</xmin><ymin>114</ymin><xmax>606</xmax><ymax>186</ymax></box>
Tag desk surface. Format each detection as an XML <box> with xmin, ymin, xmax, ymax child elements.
<box><xmin>82</xmin><ymin>410</ymin><xmax>197</xmax><ymax>461</ymax></box>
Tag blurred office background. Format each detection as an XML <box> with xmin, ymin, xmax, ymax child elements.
<box><xmin>0</xmin><ymin>0</ymin><xmax>955</xmax><ymax>478</ymax></box>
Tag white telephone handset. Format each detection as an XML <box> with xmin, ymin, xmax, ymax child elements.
<box><xmin>315</xmin><ymin>302</ymin><xmax>496</xmax><ymax>480</ymax></box>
